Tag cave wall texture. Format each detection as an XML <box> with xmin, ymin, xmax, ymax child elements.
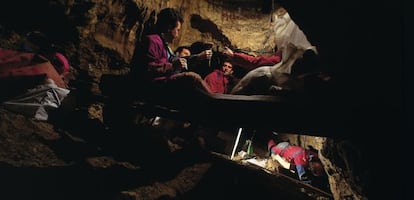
<box><xmin>0</xmin><ymin>0</ymin><xmax>405</xmax><ymax>199</ymax></box>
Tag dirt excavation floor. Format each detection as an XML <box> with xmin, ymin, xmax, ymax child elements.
<box><xmin>0</xmin><ymin>100</ymin><xmax>332</xmax><ymax>200</ymax></box>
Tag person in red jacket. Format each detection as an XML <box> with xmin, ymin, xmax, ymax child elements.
<box><xmin>267</xmin><ymin>139</ymin><xmax>324</xmax><ymax>183</ymax></box>
<box><xmin>204</xmin><ymin>60</ymin><xmax>238</xmax><ymax>93</ymax></box>
<box><xmin>222</xmin><ymin>46</ymin><xmax>282</xmax><ymax>71</ymax></box>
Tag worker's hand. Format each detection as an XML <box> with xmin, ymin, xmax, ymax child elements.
<box><xmin>172</xmin><ymin>57</ymin><xmax>188</xmax><ymax>70</ymax></box>
<box><xmin>223</xmin><ymin>47</ymin><xmax>234</xmax><ymax>57</ymax></box>
<box><xmin>198</xmin><ymin>49</ymin><xmax>212</xmax><ymax>60</ymax></box>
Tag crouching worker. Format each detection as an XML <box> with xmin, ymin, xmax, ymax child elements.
<box><xmin>267</xmin><ymin>139</ymin><xmax>324</xmax><ymax>184</ymax></box>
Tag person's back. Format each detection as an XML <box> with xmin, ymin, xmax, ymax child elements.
<box><xmin>133</xmin><ymin>33</ymin><xmax>174</xmax><ymax>81</ymax></box>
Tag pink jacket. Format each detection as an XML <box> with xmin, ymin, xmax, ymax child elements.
<box><xmin>268</xmin><ymin>140</ymin><xmax>317</xmax><ymax>166</ymax></box>
<box><xmin>135</xmin><ymin>34</ymin><xmax>176</xmax><ymax>81</ymax></box>
<box><xmin>204</xmin><ymin>69</ymin><xmax>228</xmax><ymax>93</ymax></box>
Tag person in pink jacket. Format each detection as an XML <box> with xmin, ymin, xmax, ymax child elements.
<box><xmin>130</xmin><ymin>8</ymin><xmax>211</xmax><ymax>93</ymax></box>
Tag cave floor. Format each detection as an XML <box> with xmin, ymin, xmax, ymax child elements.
<box><xmin>0</xmin><ymin>108</ymin><xmax>332</xmax><ymax>200</ymax></box>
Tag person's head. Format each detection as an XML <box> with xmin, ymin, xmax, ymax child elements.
<box><xmin>175</xmin><ymin>46</ymin><xmax>191</xmax><ymax>57</ymax></box>
<box><xmin>155</xmin><ymin>8</ymin><xmax>184</xmax><ymax>43</ymax></box>
<box><xmin>309</xmin><ymin>160</ymin><xmax>324</xmax><ymax>177</ymax></box>
<box><xmin>222</xmin><ymin>61</ymin><xmax>233</xmax><ymax>75</ymax></box>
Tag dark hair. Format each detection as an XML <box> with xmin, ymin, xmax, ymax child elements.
<box><xmin>155</xmin><ymin>8</ymin><xmax>184</xmax><ymax>34</ymax></box>
<box><xmin>174</xmin><ymin>46</ymin><xmax>191</xmax><ymax>54</ymax></box>
<box><xmin>222</xmin><ymin>57</ymin><xmax>232</xmax><ymax>63</ymax></box>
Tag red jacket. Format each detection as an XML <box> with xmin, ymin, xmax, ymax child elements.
<box><xmin>204</xmin><ymin>69</ymin><xmax>228</xmax><ymax>93</ymax></box>
<box><xmin>131</xmin><ymin>34</ymin><xmax>176</xmax><ymax>81</ymax></box>
<box><xmin>231</xmin><ymin>52</ymin><xmax>282</xmax><ymax>71</ymax></box>
<box><xmin>268</xmin><ymin>140</ymin><xmax>317</xmax><ymax>166</ymax></box>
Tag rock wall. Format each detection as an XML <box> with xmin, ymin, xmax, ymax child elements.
<box><xmin>0</xmin><ymin>0</ymin><xmax>351</xmax><ymax>198</ymax></box>
<box><xmin>1</xmin><ymin>0</ymin><xmax>404</xmax><ymax>199</ymax></box>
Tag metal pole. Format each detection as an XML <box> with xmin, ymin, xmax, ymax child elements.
<box><xmin>230</xmin><ymin>127</ymin><xmax>243</xmax><ymax>160</ymax></box>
